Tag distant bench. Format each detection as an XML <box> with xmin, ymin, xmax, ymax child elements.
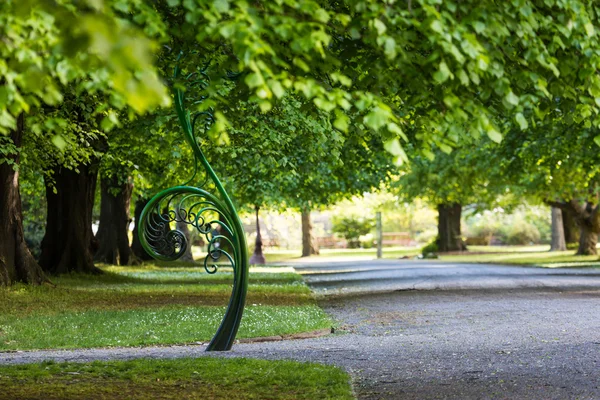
<box><xmin>379</xmin><ymin>232</ymin><xmax>412</xmax><ymax>246</ymax></box>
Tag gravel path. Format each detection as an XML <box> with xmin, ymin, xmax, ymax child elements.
<box><xmin>2</xmin><ymin>262</ymin><xmax>600</xmax><ymax>399</ymax></box>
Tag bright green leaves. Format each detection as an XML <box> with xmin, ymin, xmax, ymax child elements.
<box><xmin>383</xmin><ymin>137</ymin><xmax>408</xmax><ymax>166</ymax></box>
<box><xmin>245</xmin><ymin>73</ymin><xmax>265</xmax><ymax>90</ymax></box>
<box><xmin>51</xmin><ymin>134</ymin><xmax>67</xmax><ymax>151</ymax></box>
<box><xmin>515</xmin><ymin>113</ymin><xmax>528</xmax><ymax>131</ymax></box>
<box><xmin>504</xmin><ymin>91</ymin><xmax>520</xmax><ymax>108</ymax></box>
<box><xmin>363</xmin><ymin>106</ymin><xmax>390</xmax><ymax>131</ymax></box>
<box><xmin>434</xmin><ymin>60</ymin><xmax>453</xmax><ymax>84</ymax></box>
<box><xmin>333</xmin><ymin>111</ymin><xmax>349</xmax><ymax>132</ymax></box>
<box><xmin>487</xmin><ymin>128</ymin><xmax>502</xmax><ymax>144</ymax></box>
<box><xmin>0</xmin><ymin>0</ymin><xmax>170</xmax><ymax>136</ymax></box>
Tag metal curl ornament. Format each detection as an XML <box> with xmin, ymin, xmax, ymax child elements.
<box><xmin>138</xmin><ymin>55</ymin><xmax>249</xmax><ymax>351</ymax></box>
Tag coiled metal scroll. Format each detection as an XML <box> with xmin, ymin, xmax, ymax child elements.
<box><xmin>139</xmin><ymin>56</ymin><xmax>249</xmax><ymax>351</ymax></box>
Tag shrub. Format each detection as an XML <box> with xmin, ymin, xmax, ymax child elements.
<box><xmin>421</xmin><ymin>239</ymin><xmax>438</xmax><ymax>255</ymax></box>
<box><xmin>501</xmin><ymin>221</ymin><xmax>541</xmax><ymax>245</ymax></box>
<box><xmin>332</xmin><ymin>216</ymin><xmax>374</xmax><ymax>249</ymax></box>
<box><xmin>567</xmin><ymin>242</ymin><xmax>579</xmax><ymax>250</ymax></box>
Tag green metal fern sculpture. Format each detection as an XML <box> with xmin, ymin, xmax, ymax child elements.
<box><xmin>138</xmin><ymin>56</ymin><xmax>249</xmax><ymax>352</ymax></box>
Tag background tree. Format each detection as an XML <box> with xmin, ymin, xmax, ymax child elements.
<box><xmin>498</xmin><ymin>126</ymin><xmax>600</xmax><ymax>255</ymax></box>
<box><xmin>0</xmin><ymin>0</ymin><xmax>169</xmax><ymax>284</ymax></box>
<box><xmin>396</xmin><ymin>138</ymin><xmax>504</xmax><ymax>252</ymax></box>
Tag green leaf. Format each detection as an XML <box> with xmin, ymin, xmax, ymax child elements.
<box><xmin>373</xmin><ymin>19</ymin><xmax>387</xmax><ymax>35</ymax></box>
<box><xmin>430</xmin><ymin>20</ymin><xmax>443</xmax><ymax>33</ymax></box>
<box><xmin>585</xmin><ymin>22</ymin><xmax>595</xmax><ymax>37</ymax></box>
<box><xmin>245</xmin><ymin>73</ymin><xmax>264</xmax><ymax>89</ymax></box>
<box><xmin>433</xmin><ymin>61</ymin><xmax>452</xmax><ymax>84</ymax></box>
<box><xmin>364</xmin><ymin>107</ymin><xmax>389</xmax><ymax>130</ymax></box>
<box><xmin>383</xmin><ymin>138</ymin><xmax>407</xmax><ymax>166</ymax></box>
<box><xmin>333</xmin><ymin>111</ymin><xmax>349</xmax><ymax>132</ymax></box>
<box><xmin>515</xmin><ymin>113</ymin><xmax>528</xmax><ymax>130</ymax></box>
<box><xmin>504</xmin><ymin>91</ymin><xmax>519</xmax><ymax>107</ymax></box>
<box><xmin>594</xmin><ymin>135</ymin><xmax>600</xmax><ymax>147</ymax></box>
<box><xmin>487</xmin><ymin>128</ymin><xmax>502</xmax><ymax>143</ymax></box>
<box><xmin>387</xmin><ymin>122</ymin><xmax>408</xmax><ymax>141</ymax></box>
<box><xmin>384</xmin><ymin>37</ymin><xmax>397</xmax><ymax>59</ymax></box>
<box><xmin>439</xmin><ymin>143</ymin><xmax>452</xmax><ymax>154</ymax></box>
<box><xmin>269</xmin><ymin>80</ymin><xmax>285</xmax><ymax>98</ymax></box>
<box><xmin>51</xmin><ymin>135</ymin><xmax>67</xmax><ymax>150</ymax></box>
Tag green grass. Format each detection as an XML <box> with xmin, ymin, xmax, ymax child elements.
<box><xmin>262</xmin><ymin>244</ymin><xmax>600</xmax><ymax>268</ymax></box>
<box><xmin>263</xmin><ymin>246</ymin><xmax>419</xmax><ymax>262</ymax></box>
<box><xmin>0</xmin><ymin>265</ymin><xmax>332</xmax><ymax>351</ymax></box>
<box><xmin>439</xmin><ymin>247</ymin><xmax>600</xmax><ymax>267</ymax></box>
<box><xmin>0</xmin><ymin>358</ymin><xmax>354</xmax><ymax>400</ymax></box>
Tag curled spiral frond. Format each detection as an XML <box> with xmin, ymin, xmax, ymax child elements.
<box><xmin>139</xmin><ymin>187</ymin><xmax>238</xmax><ymax>275</ymax></box>
<box><xmin>138</xmin><ymin>53</ymin><xmax>249</xmax><ymax>352</ymax></box>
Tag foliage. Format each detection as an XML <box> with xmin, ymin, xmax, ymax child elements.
<box><xmin>502</xmin><ymin>221</ymin><xmax>541</xmax><ymax>245</ymax></box>
<box><xmin>162</xmin><ymin>0</ymin><xmax>600</xmax><ymax>159</ymax></box>
<box><xmin>19</xmin><ymin>170</ymin><xmax>46</xmax><ymax>258</ymax></box>
<box><xmin>0</xmin><ymin>0</ymin><xmax>169</xmax><ymax>138</ymax></box>
<box><xmin>395</xmin><ymin>136</ymin><xmax>505</xmax><ymax>209</ymax></box>
<box><xmin>421</xmin><ymin>240</ymin><xmax>439</xmax><ymax>255</ymax></box>
<box><xmin>332</xmin><ymin>216</ymin><xmax>375</xmax><ymax>248</ymax></box>
<box><xmin>0</xmin><ymin>358</ymin><xmax>354</xmax><ymax>400</ymax></box>
<box><xmin>464</xmin><ymin>205</ymin><xmax>551</xmax><ymax>245</ymax></box>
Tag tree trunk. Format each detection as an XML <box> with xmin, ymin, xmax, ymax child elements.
<box><xmin>39</xmin><ymin>163</ymin><xmax>101</xmax><ymax>275</ymax></box>
<box><xmin>176</xmin><ymin>205</ymin><xmax>194</xmax><ymax>262</ymax></box>
<box><xmin>548</xmin><ymin>200</ymin><xmax>599</xmax><ymax>256</ymax></box>
<box><xmin>562</xmin><ymin>209</ymin><xmax>580</xmax><ymax>246</ymax></box>
<box><xmin>576</xmin><ymin>222</ymin><xmax>598</xmax><ymax>256</ymax></box>
<box><xmin>131</xmin><ymin>197</ymin><xmax>153</xmax><ymax>261</ymax></box>
<box><xmin>550</xmin><ymin>207</ymin><xmax>567</xmax><ymax>251</ymax></box>
<box><xmin>301</xmin><ymin>208</ymin><xmax>319</xmax><ymax>257</ymax></box>
<box><xmin>437</xmin><ymin>203</ymin><xmax>467</xmax><ymax>252</ymax></box>
<box><xmin>0</xmin><ymin>114</ymin><xmax>47</xmax><ymax>285</ymax></box>
<box><xmin>94</xmin><ymin>176</ymin><xmax>134</xmax><ymax>265</ymax></box>
<box><xmin>249</xmin><ymin>206</ymin><xmax>266</xmax><ymax>265</ymax></box>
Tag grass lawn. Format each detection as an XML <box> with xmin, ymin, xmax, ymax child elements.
<box><xmin>262</xmin><ymin>246</ymin><xmax>419</xmax><ymax>262</ymax></box>
<box><xmin>262</xmin><ymin>244</ymin><xmax>600</xmax><ymax>268</ymax></box>
<box><xmin>436</xmin><ymin>245</ymin><xmax>600</xmax><ymax>267</ymax></box>
<box><xmin>0</xmin><ymin>358</ymin><xmax>354</xmax><ymax>400</ymax></box>
<box><xmin>0</xmin><ymin>264</ymin><xmax>332</xmax><ymax>351</ymax></box>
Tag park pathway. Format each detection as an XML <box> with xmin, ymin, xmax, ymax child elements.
<box><xmin>2</xmin><ymin>261</ymin><xmax>600</xmax><ymax>399</ymax></box>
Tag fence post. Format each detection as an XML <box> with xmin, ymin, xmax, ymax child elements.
<box><xmin>376</xmin><ymin>211</ymin><xmax>382</xmax><ymax>259</ymax></box>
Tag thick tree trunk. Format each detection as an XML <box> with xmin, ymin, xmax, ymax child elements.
<box><xmin>0</xmin><ymin>114</ymin><xmax>47</xmax><ymax>285</ymax></box>
<box><xmin>176</xmin><ymin>205</ymin><xmax>194</xmax><ymax>262</ymax></box>
<box><xmin>576</xmin><ymin>222</ymin><xmax>598</xmax><ymax>256</ymax></box>
<box><xmin>437</xmin><ymin>203</ymin><xmax>467</xmax><ymax>253</ymax></box>
<box><xmin>550</xmin><ymin>207</ymin><xmax>567</xmax><ymax>251</ymax></box>
<box><xmin>301</xmin><ymin>208</ymin><xmax>319</xmax><ymax>257</ymax></box>
<box><xmin>549</xmin><ymin>200</ymin><xmax>600</xmax><ymax>256</ymax></box>
<box><xmin>562</xmin><ymin>209</ymin><xmax>580</xmax><ymax>246</ymax></box>
<box><xmin>94</xmin><ymin>176</ymin><xmax>134</xmax><ymax>265</ymax></box>
<box><xmin>249</xmin><ymin>206</ymin><xmax>266</xmax><ymax>265</ymax></box>
<box><xmin>39</xmin><ymin>164</ymin><xmax>101</xmax><ymax>275</ymax></box>
<box><xmin>131</xmin><ymin>198</ymin><xmax>153</xmax><ymax>261</ymax></box>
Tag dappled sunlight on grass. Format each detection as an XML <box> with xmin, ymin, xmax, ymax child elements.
<box><xmin>0</xmin><ymin>305</ymin><xmax>330</xmax><ymax>350</ymax></box>
<box><xmin>0</xmin><ymin>262</ymin><xmax>332</xmax><ymax>351</ymax></box>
